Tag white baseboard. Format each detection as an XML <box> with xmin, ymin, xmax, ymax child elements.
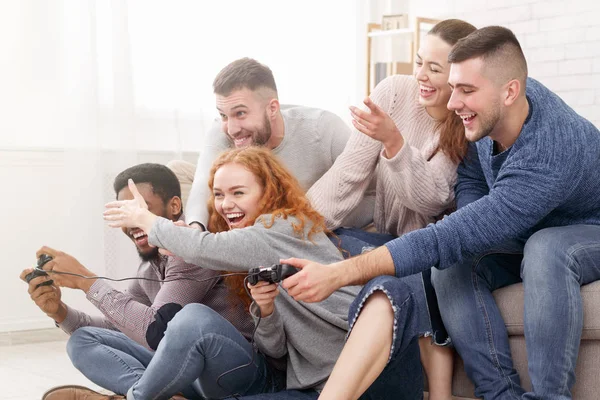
<box><xmin>0</xmin><ymin>326</ymin><xmax>68</xmax><ymax>346</ymax></box>
<box><xmin>0</xmin><ymin>317</ymin><xmax>57</xmax><ymax>333</ymax></box>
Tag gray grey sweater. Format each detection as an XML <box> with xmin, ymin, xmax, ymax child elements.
<box><xmin>148</xmin><ymin>215</ymin><xmax>361</xmax><ymax>391</ymax></box>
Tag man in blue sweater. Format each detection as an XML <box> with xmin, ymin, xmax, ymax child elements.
<box><xmin>283</xmin><ymin>26</ymin><xmax>600</xmax><ymax>399</ymax></box>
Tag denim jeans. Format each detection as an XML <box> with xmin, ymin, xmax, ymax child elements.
<box><xmin>235</xmin><ymin>275</ymin><xmax>423</xmax><ymax>400</ymax></box>
<box><xmin>231</xmin><ymin>389</ymin><xmax>319</xmax><ymax>399</ymax></box>
<box><xmin>431</xmin><ymin>225</ymin><xmax>600</xmax><ymax>400</ymax></box>
<box><xmin>333</xmin><ymin>228</ymin><xmax>449</xmax><ymax>345</ymax></box>
<box><xmin>350</xmin><ymin>276</ymin><xmax>423</xmax><ymax>400</ymax></box>
<box><xmin>68</xmin><ymin>304</ymin><xmax>282</xmax><ymax>400</ymax></box>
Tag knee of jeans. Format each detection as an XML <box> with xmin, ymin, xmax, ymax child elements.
<box><xmin>66</xmin><ymin>327</ymin><xmax>97</xmax><ymax>366</ymax></box>
<box><xmin>166</xmin><ymin>303</ymin><xmax>221</xmax><ymax>338</ymax></box>
<box><xmin>430</xmin><ymin>267</ymin><xmax>443</xmax><ymax>292</ymax></box>
<box><xmin>431</xmin><ymin>265</ymin><xmax>465</xmax><ymax>293</ymax></box>
<box><xmin>524</xmin><ymin>228</ymin><xmax>561</xmax><ymax>258</ymax></box>
<box><xmin>522</xmin><ymin>228</ymin><xmax>576</xmax><ymax>280</ymax></box>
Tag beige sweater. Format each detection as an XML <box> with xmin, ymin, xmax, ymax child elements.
<box><xmin>308</xmin><ymin>75</ymin><xmax>457</xmax><ymax>236</ymax></box>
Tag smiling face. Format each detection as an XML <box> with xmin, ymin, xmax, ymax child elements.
<box><xmin>117</xmin><ymin>182</ymin><xmax>177</xmax><ymax>261</ymax></box>
<box><xmin>414</xmin><ymin>34</ymin><xmax>454</xmax><ymax>119</ymax></box>
<box><xmin>213</xmin><ymin>162</ymin><xmax>264</xmax><ymax>229</ymax></box>
<box><xmin>447</xmin><ymin>57</ymin><xmax>503</xmax><ymax>143</ymax></box>
<box><xmin>216</xmin><ymin>88</ymin><xmax>273</xmax><ymax>148</ymax></box>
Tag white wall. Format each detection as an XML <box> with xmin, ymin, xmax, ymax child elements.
<box><xmin>4</xmin><ymin>0</ymin><xmax>599</xmax><ymax>334</ymax></box>
<box><xmin>409</xmin><ymin>0</ymin><xmax>600</xmax><ymax>128</ymax></box>
<box><xmin>0</xmin><ymin>149</ymin><xmax>198</xmax><ymax>332</ymax></box>
<box><xmin>1</xmin><ymin>1</ymin><xmax>364</xmax><ymax>333</ymax></box>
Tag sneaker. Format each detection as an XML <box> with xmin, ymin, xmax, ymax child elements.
<box><xmin>42</xmin><ymin>385</ymin><xmax>125</xmax><ymax>400</ymax></box>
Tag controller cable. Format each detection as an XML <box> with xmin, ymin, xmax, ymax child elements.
<box><xmin>34</xmin><ymin>267</ymin><xmax>271</xmax><ymax>400</ymax></box>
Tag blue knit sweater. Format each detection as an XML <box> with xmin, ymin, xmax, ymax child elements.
<box><xmin>386</xmin><ymin>78</ymin><xmax>600</xmax><ymax>277</ymax></box>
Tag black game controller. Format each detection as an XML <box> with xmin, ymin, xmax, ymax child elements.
<box><xmin>248</xmin><ymin>264</ymin><xmax>299</xmax><ymax>285</ymax></box>
<box><xmin>24</xmin><ymin>254</ymin><xmax>54</xmax><ymax>288</ymax></box>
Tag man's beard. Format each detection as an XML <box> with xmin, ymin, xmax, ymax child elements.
<box><xmin>251</xmin><ymin>113</ymin><xmax>272</xmax><ymax>146</ymax></box>
<box><xmin>467</xmin><ymin>104</ymin><xmax>501</xmax><ymax>143</ymax></box>
<box><xmin>138</xmin><ymin>246</ymin><xmax>160</xmax><ymax>262</ymax></box>
<box><xmin>136</xmin><ymin>206</ymin><xmax>167</xmax><ymax>262</ymax></box>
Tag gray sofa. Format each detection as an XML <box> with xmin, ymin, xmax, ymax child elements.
<box><xmin>425</xmin><ymin>281</ymin><xmax>600</xmax><ymax>399</ymax></box>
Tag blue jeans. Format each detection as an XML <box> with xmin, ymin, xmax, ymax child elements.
<box><xmin>236</xmin><ymin>276</ymin><xmax>423</xmax><ymax>400</ymax></box>
<box><xmin>431</xmin><ymin>225</ymin><xmax>600</xmax><ymax>400</ymax></box>
<box><xmin>68</xmin><ymin>304</ymin><xmax>282</xmax><ymax>399</ymax></box>
<box><xmin>333</xmin><ymin>228</ymin><xmax>449</xmax><ymax>345</ymax></box>
<box><xmin>350</xmin><ymin>276</ymin><xmax>424</xmax><ymax>400</ymax></box>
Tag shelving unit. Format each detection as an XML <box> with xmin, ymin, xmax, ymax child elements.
<box><xmin>366</xmin><ymin>17</ymin><xmax>440</xmax><ymax>95</ymax></box>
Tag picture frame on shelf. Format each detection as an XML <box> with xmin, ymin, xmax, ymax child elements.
<box><xmin>366</xmin><ymin>17</ymin><xmax>441</xmax><ymax>95</ymax></box>
<box><xmin>381</xmin><ymin>14</ymin><xmax>408</xmax><ymax>30</ymax></box>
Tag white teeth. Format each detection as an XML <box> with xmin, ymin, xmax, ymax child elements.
<box><xmin>132</xmin><ymin>231</ymin><xmax>146</xmax><ymax>239</ymax></box>
<box><xmin>460</xmin><ymin>113</ymin><xmax>476</xmax><ymax>120</ymax></box>
<box><xmin>420</xmin><ymin>85</ymin><xmax>435</xmax><ymax>92</ymax></box>
<box><xmin>226</xmin><ymin>213</ymin><xmax>244</xmax><ymax>219</ymax></box>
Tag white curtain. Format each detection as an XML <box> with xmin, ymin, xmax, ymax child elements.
<box><xmin>1</xmin><ymin>0</ymin><xmax>362</xmax><ymax>332</ymax></box>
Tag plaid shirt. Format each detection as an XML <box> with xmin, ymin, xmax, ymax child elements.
<box><xmin>59</xmin><ymin>253</ymin><xmax>253</xmax><ymax>350</ymax></box>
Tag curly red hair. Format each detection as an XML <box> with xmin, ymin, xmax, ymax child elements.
<box><xmin>206</xmin><ymin>146</ymin><xmax>330</xmax><ymax>308</ymax></box>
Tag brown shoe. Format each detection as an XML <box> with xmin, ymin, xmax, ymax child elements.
<box><xmin>42</xmin><ymin>385</ymin><xmax>125</xmax><ymax>400</ymax></box>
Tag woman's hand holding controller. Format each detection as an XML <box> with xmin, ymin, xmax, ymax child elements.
<box><xmin>248</xmin><ymin>280</ymin><xmax>279</xmax><ymax>317</ymax></box>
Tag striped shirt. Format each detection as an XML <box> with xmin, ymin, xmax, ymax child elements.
<box><xmin>59</xmin><ymin>253</ymin><xmax>253</xmax><ymax>350</ymax></box>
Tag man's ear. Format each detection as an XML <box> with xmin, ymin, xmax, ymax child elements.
<box><xmin>266</xmin><ymin>98</ymin><xmax>280</xmax><ymax>120</ymax></box>
<box><xmin>168</xmin><ymin>196</ymin><xmax>182</xmax><ymax>219</ymax></box>
<box><xmin>504</xmin><ymin>79</ymin><xmax>521</xmax><ymax>107</ymax></box>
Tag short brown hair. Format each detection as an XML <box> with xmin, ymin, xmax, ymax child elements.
<box><xmin>448</xmin><ymin>26</ymin><xmax>528</xmax><ymax>85</ymax></box>
<box><xmin>428</xmin><ymin>19</ymin><xmax>476</xmax><ymax>48</ymax></box>
<box><xmin>213</xmin><ymin>58</ymin><xmax>278</xmax><ymax>97</ymax></box>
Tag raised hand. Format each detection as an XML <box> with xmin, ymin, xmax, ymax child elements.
<box><xmin>248</xmin><ymin>280</ymin><xmax>280</xmax><ymax>317</ymax></box>
<box><xmin>104</xmin><ymin>179</ymin><xmax>156</xmax><ymax>232</ymax></box>
<box><xmin>349</xmin><ymin>97</ymin><xmax>404</xmax><ymax>158</ymax></box>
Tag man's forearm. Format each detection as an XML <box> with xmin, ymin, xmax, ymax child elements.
<box><xmin>338</xmin><ymin>245</ymin><xmax>396</xmax><ymax>286</ymax></box>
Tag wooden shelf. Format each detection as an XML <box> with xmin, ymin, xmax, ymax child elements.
<box><xmin>366</xmin><ymin>17</ymin><xmax>441</xmax><ymax>95</ymax></box>
<box><xmin>367</xmin><ymin>28</ymin><xmax>414</xmax><ymax>38</ymax></box>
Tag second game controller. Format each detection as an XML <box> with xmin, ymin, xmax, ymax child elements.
<box><xmin>24</xmin><ymin>254</ymin><xmax>54</xmax><ymax>288</ymax></box>
<box><xmin>248</xmin><ymin>264</ymin><xmax>299</xmax><ymax>285</ymax></box>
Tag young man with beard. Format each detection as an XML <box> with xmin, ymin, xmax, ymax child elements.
<box><xmin>281</xmin><ymin>26</ymin><xmax>600</xmax><ymax>400</ymax></box>
<box><xmin>22</xmin><ymin>163</ymin><xmax>253</xmax><ymax>399</ymax></box>
<box><xmin>184</xmin><ymin>57</ymin><xmax>374</xmax><ymax>231</ymax></box>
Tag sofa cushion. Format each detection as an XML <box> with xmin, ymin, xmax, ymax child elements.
<box><xmin>493</xmin><ymin>281</ymin><xmax>600</xmax><ymax>339</ymax></box>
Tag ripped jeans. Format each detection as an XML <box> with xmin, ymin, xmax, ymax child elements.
<box><xmin>333</xmin><ymin>227</ymin><xmax>450</xmax><ymax>346</ymax></box>
<box><xmin>235</xmin><ymin>276</ymin><xmax>424</xmax><ymax>400</ymax></box>
<box><xmin>351</xmin><ymin>276</ymin><xmax>423</xmax><ymax>400</ymax></box>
